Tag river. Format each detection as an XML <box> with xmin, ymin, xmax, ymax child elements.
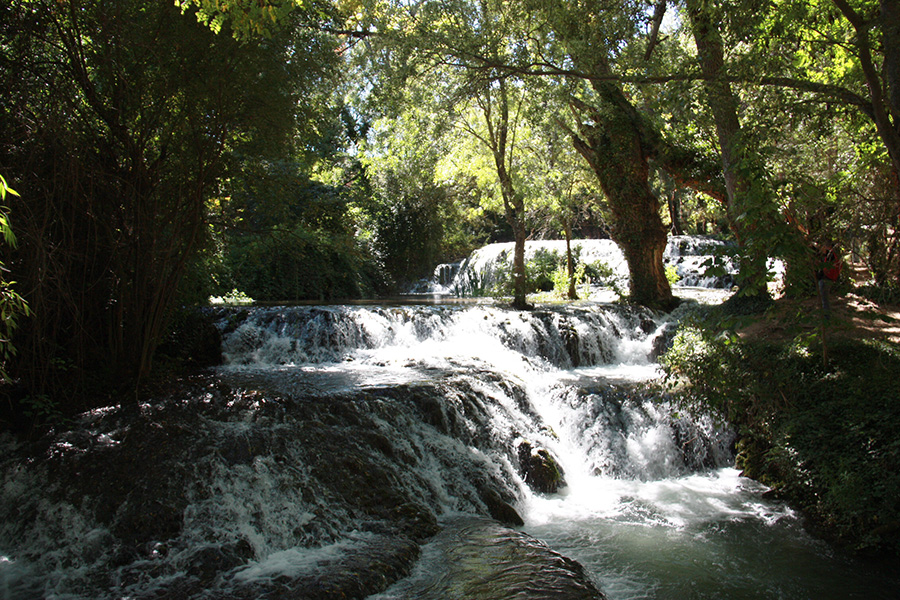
<box><xmin>0</xmin><ymin>240</ymin><xmax>897</xmax><ymax>598</ymax></box>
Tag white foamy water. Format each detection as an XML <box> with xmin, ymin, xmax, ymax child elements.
<box><xmin>2</xmin><ymin>297</ymin><xmax>897</xmax><ymax>599</ymax></box>
<box><xmin>522</xmin><ymin>466</ymin><xmax>894</xmax><ymax>600</ymax></box>
<box><xmin>413</xmin><ymin>235</ymin><xmax>738</xmax><ymax>297</ymax></box>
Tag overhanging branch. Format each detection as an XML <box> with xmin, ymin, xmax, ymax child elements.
<box><xmin>440</xmin><ymin>50</ymin><xmax>873</xmax><ymax>115</ymax></box>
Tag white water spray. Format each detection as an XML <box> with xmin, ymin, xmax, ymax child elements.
<box><xmin>1</xmin><ymin>296</ymin><xmax>895</xmax><ymax>599</ymax></box>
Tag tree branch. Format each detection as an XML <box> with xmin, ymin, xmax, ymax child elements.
<box><xmin>832</xmin><ymin>0</ymin><xmax>900</xmax><ymax>174</ymax></box>
<box><xmin>644</xmin><ymin>1</ymin><xmax>667</xmax><ymax>62</ymax></box>
<box><xmin>444</xmin><ymin>50</ymin><xmax>873</xmax><ymax>114</ymax></box>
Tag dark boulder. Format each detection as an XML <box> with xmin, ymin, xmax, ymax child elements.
<box><xmin>517</xmin><ymin>441</ymin><xmax>567</xmax><ymax>494</ymax></box>
<box><xmin>480</xmin><ymin>487</ymin><xmax>524</xmax><ymax>526</ymax></box>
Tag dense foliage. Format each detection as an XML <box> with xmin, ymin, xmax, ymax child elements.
<box><xmin>1</xmin><ymin>0</ymin><xmax>899</xmax><ymax>409</ymax></box>
<box><xmin>662</xmin><ymin>318</ymin><xmax>900</xmax><ymax>555</ymax></box>
<box><xmin>0</xmin><ymin>0</ymin><xmax>358</xmax><ymax>403</ymax></box>
<box><xmin>0</xmin><ymin>177</ymin><xmax>29</xmax><ymax>383</ymax></box>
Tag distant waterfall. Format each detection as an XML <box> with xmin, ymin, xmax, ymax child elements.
<box><xmin>411</xmin><ymin>236</ymin><xmax>736</xmax><ymax>296</ymax></box>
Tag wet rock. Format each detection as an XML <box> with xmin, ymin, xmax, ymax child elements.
<box><xmin>370</xmin><ymin>518</ymin><xmax>608</xmax><ymax>600</ymax></box>
<box><xmin>113</xmin><ymin>498</ymin><xmax>185</xmax><ymax>546</ymax></box>
<box><xmin>182</xmin><ymin>540</ymin><xmax>254</xmax><ymax>585</ymax></box>
<box><xmin>517</xmin><ymin>440</ymin><xmax>567</xmax><ymax>494</ymax></box>
<box><xmin>560</xmin><ymin>319</ymin><xmax>581</xmax><ymax>367</ymax></box>
<box><xmin>232</xmin><ymin>534</ymin><xmax>421</xmax><ymax>600</ymax></box>
<box><xmin>640</xmin><ymin>317</ymin><xmax>657</xmax><ymax>335</ymax></box>
<box><xmin>386</xmin><ymin>501</ymin><xmax>440</xmax><ymax>539</ymax></box>
<box><xmin>651</xmin><ymin>321</ymin><xmax>678</xmax><ymax>359</ymax></box>
<box><xmin>480</xmin><ymin>488</ymin><xmax>524</xmax><ymax>526</ymax></box>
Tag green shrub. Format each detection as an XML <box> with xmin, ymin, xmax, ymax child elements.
<box><xmin>490</xmin><ymin>248</ymin><xmax>614</xmax><ymax>300</ymax></box>
<box><xmin>661</xmin><ymin>322</ymin><xmax>900</xmax><ymax>556</ymax></box>
<box><xmin>665</xmin><ymin>264</ymin><xmax>679</xmax><ymax>286</ymax></box>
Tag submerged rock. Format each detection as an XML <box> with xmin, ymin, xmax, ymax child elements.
<box><xmin>370</xmin><ymin>517</ymin><xmax>608</xmax><ymax>600</ymax></box>
<box><xmin>480</xmin><ymin>488</ymin><xmax>524</xmax><ymax>526</ymax></box>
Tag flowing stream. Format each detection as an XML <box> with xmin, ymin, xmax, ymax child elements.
<box><xmin>0</xmin><ymin>243</ymin><xmax>897</xmax><ymax>598</ymax></box>
<box><xmin>212</xmin><ymin>300</ymin><xmax>899</xmax><ymax>599</ymax></box>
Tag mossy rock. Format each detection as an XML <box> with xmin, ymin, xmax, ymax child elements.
<box><xmin>517</xmin><ymin>441</ymin><xmax>566</xmax><ymax>494</ymax></box>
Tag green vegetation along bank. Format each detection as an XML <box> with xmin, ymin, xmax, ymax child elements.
<box><xmin>660</xmin><ymin>295</ymin><xmax>900</xmax><ymax>558</ymax></box>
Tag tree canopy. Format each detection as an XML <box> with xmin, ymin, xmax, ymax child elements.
<box><xmin>1</xmin><ymin>0</ymin><xmax>899</xmax><ymax>407</ymax></box>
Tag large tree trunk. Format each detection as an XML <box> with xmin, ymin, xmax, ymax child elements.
<box><xmin>567</xmin><ymin>89</ymin><xmax>675</xmax><ymax>310</ymax></box>
<box><xmin>685</xmin><ymin>0</ymin><xmax>772</xmax><ymax>296</ymax></box>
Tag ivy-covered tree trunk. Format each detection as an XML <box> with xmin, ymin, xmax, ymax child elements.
<box><xmin>567</xmin><ymin>91</ymin><xmax>675</xmax><ymax>310</ymax></box>
<box><xmin>685</xmin><ymin>0</ymin><xmax>774</xmax><ymax>297</ymax></box>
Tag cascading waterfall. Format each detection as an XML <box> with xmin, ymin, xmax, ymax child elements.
<box><xmin>414</xmin><ymin>236</ymin><xmax>737</xmax><ymax>296</ymax></box>
<box><xmin>1</xmin><ymin>301</ymin><xmax>897</xmax><ymax>599</ymax></box>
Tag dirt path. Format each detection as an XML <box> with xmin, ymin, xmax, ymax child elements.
<box><xmin>737</xmin><ymin>265</ymin><xmax>900</xmax><ymax>345</ymax></box>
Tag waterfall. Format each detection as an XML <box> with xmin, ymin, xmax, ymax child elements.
<box><xmin>217</xmin><ymin>304</ymin><xmax>662</xmax><ymax>370</ymax></box>
<box><xmin>1</xmin><ymin>302</ymin><xmax>894</xmax><ymax>599</ymax></box>
<box><xmin>447</xmin><ymin>239</ymin><xmax>630</xmax><ymax>297</ymax></box>
<box><xmin>412</xmin><ymin>236</ymin><xmax>737</xmax><ymax>296</ymax></box>
<box><xmin>664</xmin><ymin>236</ymin><xmax>736</xmax><ymax>289</ymax></box>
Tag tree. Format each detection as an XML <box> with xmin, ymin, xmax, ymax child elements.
<box><xmin>830</xmin><ymin>0</ymin><xmax>900</xmax><ymax>178</ymax></box>
<box><xmin>358</xmin><ymin>0</ymin><xmax>683</xmax><ymax>308</ymax></box>
<box><xmin>0</xmin><ymin>176</ymin><xmax>30</xmax><ymax>383</ymax></box>
<box><xmin>358</xmin><ymin>78</ymin><xmax>483</xmax><ymax>288</ymax></box>
<box><xmin>175</xmin><ymin>0</ymin><xmax>315</xmax><ymax>39</ymax></box>
<box><xmin>682</xmin><ymin>0</ymin><xmax>782</xmax><ymax>297</ymax></box>
<box><xmin>694</xmin><ymin>0</ymin><xmax>900</xmax><ymax>290</ymax></box>
<box><xmin>525</xmin><ymin>0</ymin><xmax>676</xmax><ymax>309</ymax></box>
<box><xmin>0</xmin><ymin>0</ymin><xmax>340</xmax><ymax>401</ymax></box>
<box><xmin>358</xmin><ymin>0</ymin><xmax>539</xmax><ymax>307</ymax></box>
<box><xmin>520</xmin><ymin>119</ymin><xmax>601</xmax><ymax>300</ymax></box>
<box><xmin>778</xmin><ymin>0</ymin><xmax>900</xmax><ymax>285</ymax></box>
<box><xmin>465</xmin><ymin>78</ymin><xmax>531</xmax><ymax>309</ymax></box>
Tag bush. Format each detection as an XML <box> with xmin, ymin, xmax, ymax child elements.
<box><xmin>661</xmin><ymin>323</ymin><xmax>900</xmax><ymax>556</ymax></box>
<box><xmin>488</xmin><ymin>246</ymin><xmax>617</xmax><ymax>300</ymax></box>
<box><xmin>225</xmin><ymin>226</ymin><xmax>386</xmax><ymax>302</ymax></box>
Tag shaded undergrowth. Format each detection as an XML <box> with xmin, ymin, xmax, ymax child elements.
<box><xmin>660</xmin><ymin>303</ymin><xmax>900</xmax><ymax>556</ymax></box>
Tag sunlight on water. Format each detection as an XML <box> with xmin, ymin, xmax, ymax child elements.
<box><xmin>561</xmin><ymin>364</ymin><xmax>662</xmax><ymax>384</ymax></box>
<box><xmin>524</xmin><ymin>469</ymin><xmax>783</xmax><ymax>529</ymax></box>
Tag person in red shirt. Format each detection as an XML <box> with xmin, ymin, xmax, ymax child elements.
<box><xmin>815</xmin><ymin>240</ymin><xmax>842</xmax><ymax>316</ymax></box>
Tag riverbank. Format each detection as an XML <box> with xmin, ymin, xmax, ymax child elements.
<box><xmin>661</xmin><ymin>288</ymin><xmax>900</xmax><ymax>558</ymax></box>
